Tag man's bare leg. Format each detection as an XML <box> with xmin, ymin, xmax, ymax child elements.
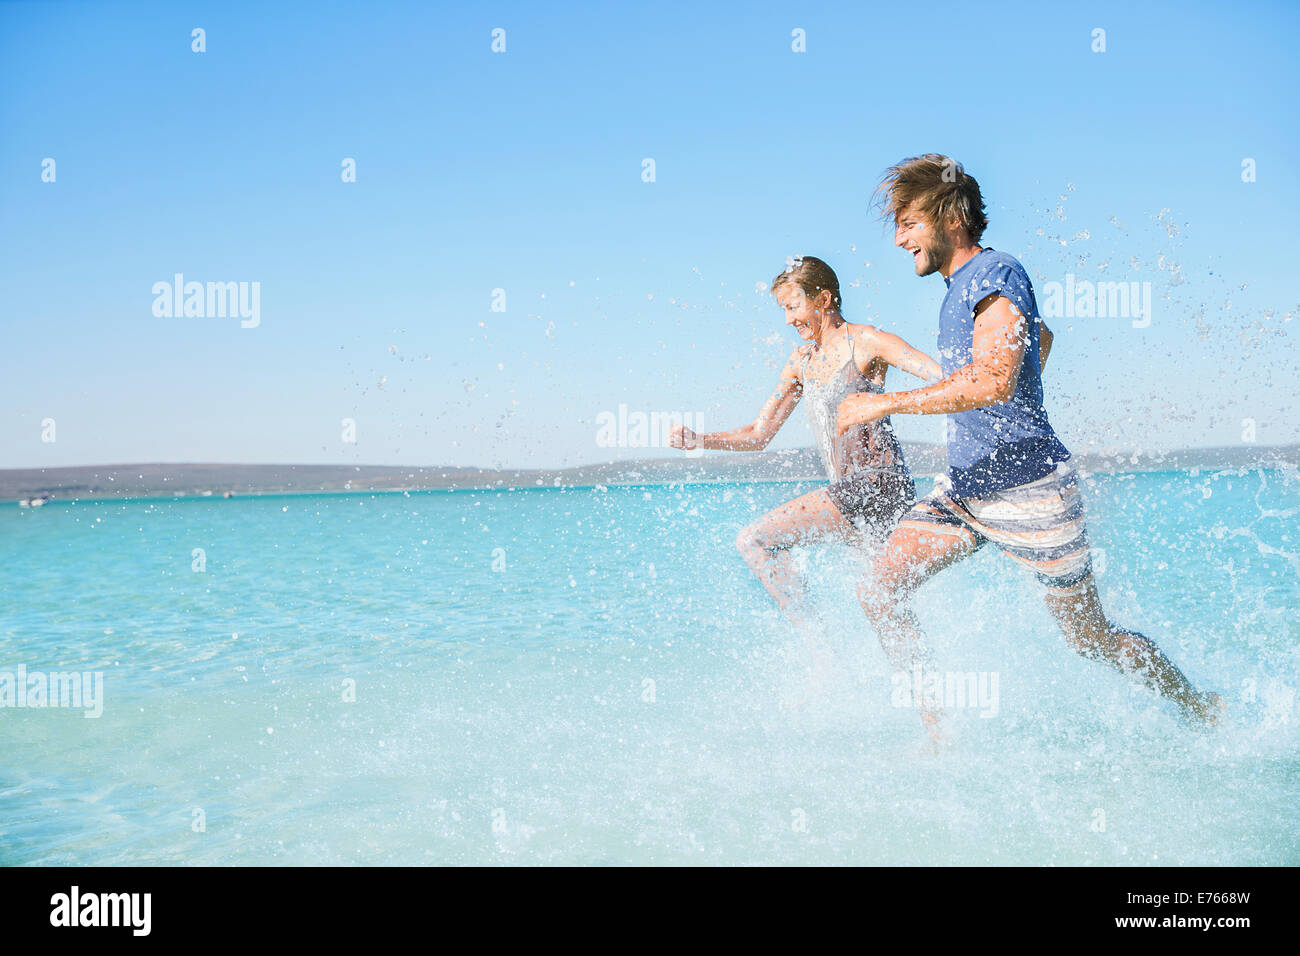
<box><xmin>859</xmin><ymin>525</ymin><xmax>977</xmax><ymax>743</ymax></box>
<box><xmin>1044</xmin><ymin>574</ymin><xmax>1223</xmax><ymax>726</ymax></box>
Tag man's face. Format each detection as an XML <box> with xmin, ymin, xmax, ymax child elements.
<box><xmin>894</xmin><ymin>203</ymin><xmax>952</xmax><ymax>277</ymax></box>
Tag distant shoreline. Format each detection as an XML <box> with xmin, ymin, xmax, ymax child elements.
<box><xmin>3</xmin><ymin>444</ymin><xmax>1295</xmax><ymax>504</ymax></box>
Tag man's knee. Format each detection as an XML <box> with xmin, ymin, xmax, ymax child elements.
<box><xmin>1057</xmin><ymin>611</ymin><xmax>1142</xmax><ymax>663</ymax></box>
<box><xmin>1046</xmin><ymin>582</ymin><xmax>1114</xmax><ymax>658</ymax></box>
<box><xmin>1061</xmin><ymin>626</ymin><xmax>1100</xmax><ymax>659</ymax></box>
<box><xmin>1050</xmin><ymin>602</ymin><xmax>1099</xmax><ymax>657</ymax></box>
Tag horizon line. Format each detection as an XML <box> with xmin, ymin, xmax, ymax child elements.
<box><xmin>4</xmin><ymin>440</ymin><xmax>1297</xmax><ymax>476</ymax></box>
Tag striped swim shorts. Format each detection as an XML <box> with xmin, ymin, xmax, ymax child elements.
<box><xmin>896</xmin><ymin>463</ymin><xmax>1094</xmax><ymax>589</ymax></box>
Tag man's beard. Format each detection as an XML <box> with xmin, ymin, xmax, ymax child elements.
<box><xmin>917</xmin><ymin>233</ymin><xmax>952</xmax><ymax>276</ymax></box>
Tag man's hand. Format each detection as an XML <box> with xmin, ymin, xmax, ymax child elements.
<box><xmin>836</xmin><ymin>393</ymin><xmax>893</xmax><ymax>436</ymax></box>
<box><xmin>668</xmin><ymin>424</ymin><xmax>698</xmax><ymax>450</ymax></box>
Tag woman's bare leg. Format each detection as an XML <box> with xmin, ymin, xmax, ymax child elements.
<box><xmin>735</xmin><ymin>487</ymin><xmax>857</xmax><ymax>619</ymax></box>
<box><xmin>736</xmin><ymin>488</ymin><xmax>858</xmax><ymax>697</ymax></box>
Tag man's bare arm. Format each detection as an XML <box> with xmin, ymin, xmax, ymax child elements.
<box><xmin>836</xmin><ymin>295</ymin><xmax>1027</xmax><ymax>433</ymax></box>
<box><xmin>1039</xmin><ymin>321</ymin><xmax>1053</xmax><ymax>373</ymax></box>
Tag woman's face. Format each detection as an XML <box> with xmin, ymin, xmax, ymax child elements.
<box><xmin>775</xmin><ymin>283</ymin><xmax>829</xmax><ymax>342</ymax></box>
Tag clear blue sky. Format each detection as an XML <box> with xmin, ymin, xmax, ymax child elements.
<box><xmin>3</xmin><ymin>0</ymin><xmax>1297</xmax><ymax>470</ymax></box>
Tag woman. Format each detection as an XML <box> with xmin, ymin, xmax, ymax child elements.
<box><xmin>669</xmin><ymin>256</ymin><xmax>941</xmax><ymax>628</ymax></box>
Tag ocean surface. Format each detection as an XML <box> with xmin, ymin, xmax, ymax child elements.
<box><xmin>2</xmin><ymin>468</ymin><xmax>1297</xmax><ymax>865</ymax></box>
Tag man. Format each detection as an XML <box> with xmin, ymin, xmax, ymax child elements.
<box><xmin>837</xmin><ymin>154</ymin><xmax>1222</xmax><ymax>731</ymax></box>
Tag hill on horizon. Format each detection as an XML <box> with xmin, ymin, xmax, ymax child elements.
<box><xmin>3</xmin><ymin>443</ymin><xmax>1296</xmax><ymax>502</ymax></box>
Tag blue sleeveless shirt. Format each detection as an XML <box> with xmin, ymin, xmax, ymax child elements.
<box><xmin>939</xmin><ymin>248</ymin><xmax>1070</xmax><ymax>497</ymax></box>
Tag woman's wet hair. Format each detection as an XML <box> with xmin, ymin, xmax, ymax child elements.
<box><xmin>770</xmin><ymin>256</ymin><xmax>841</xmax><ymax>313</ymax></box>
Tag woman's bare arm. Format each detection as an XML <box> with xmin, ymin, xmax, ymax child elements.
<box><xmin>853</xmin><ymin>324</ymin><xmax>943</xmax><ymax>382</ymax></box>
<box><xmin>669</xmin><ymin>348</ymin><xmax>805</xmax><ymax>451</ymax></box>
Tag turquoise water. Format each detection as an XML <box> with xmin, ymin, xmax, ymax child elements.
<box><xmin>1</xmin><ymin>468</ymin><xmax>1297</xmax><ymax>865</ymax></box>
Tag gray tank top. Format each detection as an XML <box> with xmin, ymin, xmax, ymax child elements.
<box><xmin>800</xmin><ymin>326</ymin><xmax>909</xmax><ymax>482</ymax></box>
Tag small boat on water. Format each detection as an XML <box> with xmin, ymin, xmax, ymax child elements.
<box><xmin>18</xmin><ymin>494</ymin><xmax>52</xmax><ymax>508</ymax></box>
